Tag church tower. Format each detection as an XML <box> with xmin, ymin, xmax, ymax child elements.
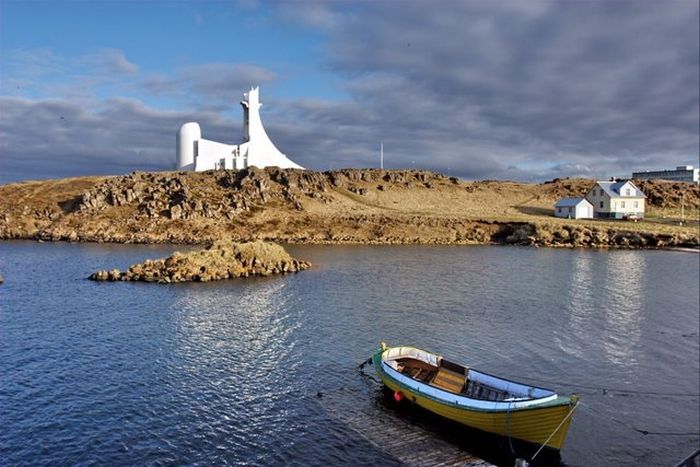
<box><xmin>176</xmin><ymin>86</ymin><xmax>303</xmax><ymax>171</ymax></box>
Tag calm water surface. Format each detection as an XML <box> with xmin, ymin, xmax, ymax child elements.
<box><xmin>1</xmin><ymin>242</ymin><xmax>698</xmax><ymax>466</ymax></box>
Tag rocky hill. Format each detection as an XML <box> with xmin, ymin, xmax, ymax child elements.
<box><xmin>0</xmin><ymin>168</ymin><xmax>698</xmax><ymax>249</ymax></box>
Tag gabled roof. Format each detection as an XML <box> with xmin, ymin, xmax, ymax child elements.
<box><xmin>595</xmin><ymin>180</ymin><xmax>646</xmax><ymax>198</ymax></box>
<box><xmin>555</xmin><ymin>197</ymin><xmax>592</xmax><ymax>208</ymax></box>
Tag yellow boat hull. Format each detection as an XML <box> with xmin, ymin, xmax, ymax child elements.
<box><xmin>374</xmin><ymin>350</ymin><xmax>577</xmax><ymax>450</ymax></box>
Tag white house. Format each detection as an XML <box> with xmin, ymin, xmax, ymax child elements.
<box><xmin>554</xmin><ymin>198</ymin><xmax>594</xmax><ymax>219</ymax></box>
<box><xmin>585</xmin><ymin>180</ymin><xmax>646</xmax><ymax>219</ymax></box>
<box><xmin>176</xmin><ymin>86</ymin><xmax>303</xmax><ymax>172</ymax></box>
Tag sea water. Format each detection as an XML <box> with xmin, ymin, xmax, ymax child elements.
<box><xmin>1</xmin><ymin>242</ymin><xmax>698</xmax><ymax>465</ymax></box>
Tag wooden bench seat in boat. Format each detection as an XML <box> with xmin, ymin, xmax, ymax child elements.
<box><xmin>430</xmin><ymin>367</ymin><xmax>465</xmax><ymax>394</ymax></box>
<box><xmin>463</xmin><ymin>380</ymin><xmax>509</xmax><ymax>401</ymax></box>
<box><xmin>396</xmin><ymin>358</ymin><xmax>436</xmax><ymax>383</ymax></box>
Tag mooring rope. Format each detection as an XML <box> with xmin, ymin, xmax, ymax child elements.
<box><xmin>358</xmin><ymin>356</ymin><xmax>383</xmax><ymax>386</ymax></box>
<box><xmin>505</xmin><ymin>401</ymin><xmax>518</xmax><ymax>458</ymax></box>
<box><xmin>358</xmin><ymin>356</ymin><xmax>373</xmax><ymax>370</ymax></box>
<box><xmin>582</xmin><ymin>400</ymin><xmax>700</xmax><ymax>437</ymax></box>
<box><xmin>530</xmin><ymin>400</ymin><xmax>580</xmax><ymax>462</ymax></box>
<box><xmin>507</xmin><ymin>375</ymin><xmax>699</xmax><ymax>398</ymax></box>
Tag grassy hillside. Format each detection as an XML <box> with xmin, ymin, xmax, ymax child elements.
<box><xmin>1</xmin><ymin>168</ymin><xmax>698</xmax><ymax>248</ymax></box>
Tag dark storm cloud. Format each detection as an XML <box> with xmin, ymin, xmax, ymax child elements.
<box><xmin>0</xmin><ymin>97</ymin><xmax>236</xmax><ymax>184</ymax></box>
<box><xmin>1</xmin><ymin>2</ymin><xmax>698</xmax><ymax>183</ymax></box>
<box><xmin>282</xmin><ymin>0</ymin><xmax>699</xmax><ymax>180</ymax></box>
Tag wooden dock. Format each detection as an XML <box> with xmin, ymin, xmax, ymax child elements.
<box><xmin>319</xmin><ymin>386</ymin><xmax>495</xmax><ymax>467</ymax></box>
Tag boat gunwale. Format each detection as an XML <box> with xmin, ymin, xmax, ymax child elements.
<box><xmin>381</xmin><ymin>345</ymin><xmax>559</xmax><ymax>395</ymax></box>
<box><xmin>374</xmin><ymin>346</ymin><xmax>572</xmax><ymax>413</ymax></box>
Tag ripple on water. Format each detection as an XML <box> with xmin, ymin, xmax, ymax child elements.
<box><xmin>1</xmin><ymin>243</ymin><xmax>698</xmax><ymax>466</ymax></box>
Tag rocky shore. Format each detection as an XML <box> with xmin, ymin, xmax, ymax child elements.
<box><xmin>89</xmin><ymin>240</ymin><xmax>311</xmax><ymax>283</ymax></box>
<box><xmin>1</xmin><ymin>168</ymin><xmax>698</xmax><ymax>250</ymax></box>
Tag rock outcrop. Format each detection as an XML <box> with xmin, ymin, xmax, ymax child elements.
<box><xmin>1</xmin><ymin>168</ymin><xmax>698</xmax><ymax>249</ymax></box>
<box><xmin>89</xmin><ymin>240</ymin><xmax>311</xmax><ymax>283</ymax></box>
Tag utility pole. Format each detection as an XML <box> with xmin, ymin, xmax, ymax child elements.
<box><xmin>681</xmin><ymin>192</ymin><xmax>685</xmax><ymax>225</ymax></box>
<box><xmin>380</xmin><ymin>143</ymin><xmax>384</xmax><ymax>169</ymax></box>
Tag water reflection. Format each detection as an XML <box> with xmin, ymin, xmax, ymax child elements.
<box><xmin>561</xmin><ymin>250</ymin><xmax>646</xmax><ymax>375</ymax></box>
<box><xmin>171</xmin><ymin>278</ymin><xmax>300</xmax><ymax>389</ymax></box>
<box><xmin>560</xmin><ymin>251</ymin><xmax>595</xmax><ymax>360</ymax></box>
<box><xmin>163</xmin><ymin>278</ymin><xmax>305</xmax><ymax>459</ymax></box>
<box><xmin>600</xmin><ymin>251</ymin><xmax>645</xmax><ymax>370</ymax></box>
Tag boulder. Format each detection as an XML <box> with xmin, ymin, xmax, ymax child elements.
<box><xmin>90</xmin><ymin>270</ymin><xmax>110</xmax><ymax>281</ymax></box>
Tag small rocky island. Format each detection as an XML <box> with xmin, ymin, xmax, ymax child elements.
<box><xmin>89</xmin><ymin>240</ymin><xmax>311</xmax><ymax>283</ymax></box>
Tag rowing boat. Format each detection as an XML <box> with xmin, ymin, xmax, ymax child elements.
<box><xmin>371</xmin><ymin>343</ymin><xmax>578</xmax><ymax>451</ymax></box>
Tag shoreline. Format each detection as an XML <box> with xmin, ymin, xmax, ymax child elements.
<box><xmin>5</xmin><ymin>235</ymin><xmax>700</xmax><ymax>252</ymax></box>
<box><xmin>1</xmin><ymin>168</ymin><xmax>698</xmax><ymax>251</ymax></box>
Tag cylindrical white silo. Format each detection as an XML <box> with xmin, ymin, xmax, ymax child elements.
<box><xmin>177</xmin><ymin>122</ymin><xmax>201</xmax><ymax>170</ymax></box>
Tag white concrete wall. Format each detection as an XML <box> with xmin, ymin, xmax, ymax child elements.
<box><xmin>241</xmin><ymin>87</ymin><xmax>303</xmax><ymax>170</ymax></box>
<box><xmin>177</xmin><ymin>122</ymin><xmax>201</xmax><ymax>170</ymax></box>
<box><xmin>195</xmin><ymin>139</ymin><xmax>237</xmax><ymax>171</ymax></box>
<box><xmin>177</xmin><ymin>86</ymin><xmax>303</xmax><ymax>172</ymax></box>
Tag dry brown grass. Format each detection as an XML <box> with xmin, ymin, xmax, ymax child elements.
<box><xmin>1</xmin><ymin>169</ymin><xmax>698</xmax><ymax>245</ymax></box>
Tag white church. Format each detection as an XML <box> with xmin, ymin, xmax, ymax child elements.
<box><xmin>176</xmin><ymin>86</ymin><xmax>303</xmax><ymax>171</ymax></box>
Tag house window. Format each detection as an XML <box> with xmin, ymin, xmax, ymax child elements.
<box><xmin>599</xmin><ymin>201</ymin><xmax>603</xmax><ymax>208</ymax></box>
<box><xmin>621</xmin><ymin>201</ymin><xmax>626</xmax><ymax>208</ymax></box>
<box><xmin>634</xmin><ymin>201</ymin><xmax>638</xmax><ymax>208</ymax></box>
<box><xmin>625</xmin><ymin>188</ymin><xmax>631</xmax><ymax>196</ymax></box>
<box><xmin>600</xmin><ymin>189</ymin><xmax>604</xmax><ymax>196</ymax></box>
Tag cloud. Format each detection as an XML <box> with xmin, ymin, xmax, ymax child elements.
<box><xmin>1</xmin><ymin>2</ymin><xmax>698</xmax><ymax>184</ymax></box>
<box><xmin>0</xmin><ymin>96</ymin><xmax>236</xmax><ymax>183</ymax></box>
<box><xmin>5</xmin><ymin>47</ymin><xmax>139</xmax><ymax>78</ymax></box>
<box><xmin>275</xmin><ymin>1</ymin><xmax>343</xmax><ymax>30</ymax></box>
<box><xmin>297</xmin><ymin>0</ymin><xmax>699</xmax><ymax>180</ymax></box>
<box><xmin>0</xmin><ymin>47</ymin><xmax>139</xmax><ymax>101</ymax></box>
<box><xmin>0</xmin><ymin>47</ymin><xmax>281</xmax><ymax>183</ymax></box>
<box><xmin>180</xmin><ymin>63</ymin><xmax>276</xmax><ymax>106</ymax></box>
<box><xmin>87</xmin><ymin>48</ymin><xmax>139</xmax><ymax>75</ymax></box>
<box><xmin>141</xmin><ymin>63</ymin><xmax>277</xmax><ymax>110</ymax></box>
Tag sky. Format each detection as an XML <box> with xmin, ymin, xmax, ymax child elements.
<box><xmin>0</xmin><ymin>0</ymin><xmax>698</xmax><ymax>184</ymax></box>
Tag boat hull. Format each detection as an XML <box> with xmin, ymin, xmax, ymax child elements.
<box><xmin>373</xmin><ymin>349</ymin><xmax>576</xmax><ymax>450</ymax></box>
